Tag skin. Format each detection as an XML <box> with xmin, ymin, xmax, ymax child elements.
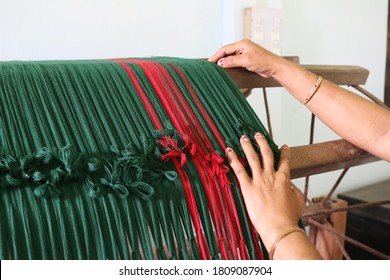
<box><xmin>210</xmin><ymin>39</ymin><xmax>390</xmax><ymax>161</ymax></box>
<box><xmin>209</xmin><ymin>39</ymin><xmax>390</xmax><ymax>259</ymax></box>
<box><xmin>225</xmin><ymin>134</ymin><xmax>322</xmax><ymax>259</ymax></box>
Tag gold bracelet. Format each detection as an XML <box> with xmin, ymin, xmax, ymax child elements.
<box><xmin>300</xmin><ymin>76</ymin><xmax>323</xmax><ymax>105</ymax></box>
<box><xmin>268</xmin><ymin>227</ymin><xmax>306</xmax><ymax>260</ymax></box>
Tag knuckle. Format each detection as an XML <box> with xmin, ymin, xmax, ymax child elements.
<box><xmin>229</xmin><ymin>160</ymin><xmax>243</xmax><ymax>171</ymax></box>
<box><xmin>241</xmin><ymin>39</ymin><xmax>251</xmax><ymax>45</ymax></box>
<box><xmin>247</xmin><ymin>153</ymin><xmax>259</xmax><ymax>162</ymax></box>
<box><xmin>234</xmin><ymin>165</ymin><xmax>247</xmax><ymax>176</ymax></box>
<box><xmin>261</xmin><ymin>147</ymin><xmax>274</xmax><ymax>157</ymax></box>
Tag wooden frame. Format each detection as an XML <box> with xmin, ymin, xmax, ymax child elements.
<box><xmin>224</xmin><ymin>64</ymin><xmax>380</xmax><ymax>179</ymax></box>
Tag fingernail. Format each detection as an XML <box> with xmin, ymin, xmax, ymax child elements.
<box><xmin>218</xmin><ymin>59</ymin><xmax>224</xmax><ymax>67</ymax></box>
<box><xmin>255</xmin><ymin>132</ymin><xmax>263</xmax><ymax>138</ymax></box>
<box><xmin>225</xmin><ymin>147</ymin><xmax>233</xmax><ymax>155</ymax></box>
<box><xmin>281</xmin><ymin>144</ymin><xmax>289</xmax><ymax>149</ymax></box>
<box><xmin>241</xmin><ymin>135</ymin><xmax>249</xmax><ymax>142</ymax></box>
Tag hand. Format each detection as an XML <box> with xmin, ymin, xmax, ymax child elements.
<box><xmin>208</xmin><ymin>39</ymin><xmax>284</xmax><ymax>78</ymax></box>
<box><xmin>225</xmin><ymin>133</ymin><xmax>305</xmax><ymax>250</ymax></box>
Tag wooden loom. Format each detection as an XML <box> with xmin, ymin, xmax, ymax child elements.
<box><xmin>225</xmin><ymin>61</ymin><xmax>390</xmax><ymax>260</ymax></box>
<box><xmin>1</xmin><ymin>57</ymin><xmax>386</xmax><ymax>260</ymax></box>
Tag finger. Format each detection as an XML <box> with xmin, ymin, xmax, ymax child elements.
<box><xmin>208</xmin><ymin>41</ymin><xmax>243</xmax><ymax>63</ymax></box>
<box><xmin>208</xmin><ymin>48</ymin><xmax>225</xmax><ymax>63</ymax></box>
<box><xmin>277</xmin><ymin>144</ymin><xmax>291</xmax><ymax>176</ymax></box>
<box><xmin>225</xmin><ymin>147</ymin><xmax>251</xmax><ymax>186</ymax></box>
<box><xmin>217</xmin><ymin>55</ymin><xmax>247</xmax><ymax>69</ymax></box>
<box><xmin>240</xmin><ymin>135</ymin><xmax>262</xmax><ymax>175</ymax></box>
<box><xmin>254</xmin><ymin>133</ymin><xmax>274</xmax><ymax>172</ymax></box>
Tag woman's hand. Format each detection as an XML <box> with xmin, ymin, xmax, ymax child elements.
<box><xmin>208</xmin><ymin>39</ymin><xmax>284</xmax><ymax>78</ymax></box>
<box><xmin>225</xmin><ymin>133</ymin><xmax>305</xmax><ymax>251</ymax></box>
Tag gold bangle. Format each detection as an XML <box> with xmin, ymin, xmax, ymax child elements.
<box><xmin>268</xmin><ymin>227</ymin><xmax>306</xmax><ymax>260</ymax></box>
<box><xmin>300</xmin><ymin>76</ymin><xmax>323</xmax><ymax>105</ymax></box>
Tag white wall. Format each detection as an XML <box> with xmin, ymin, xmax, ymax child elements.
<box><xmin>0</xmin><ymin>0</ymin><xmax>222</xmax><ymax>60</ymax></box>
<box><xmin>1</xmin><ymin>0</ymin><xmax>389</xmax><ymax>198</ymax></box>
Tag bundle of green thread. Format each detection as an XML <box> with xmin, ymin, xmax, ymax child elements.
<box><xmin>0</xmin><ymin>58</ymin><xmax>279</xmax><ymax>260</ymax></box>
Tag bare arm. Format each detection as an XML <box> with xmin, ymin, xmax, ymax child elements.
<box><xmin>226</xmin><ymin>133</ymin><xmax>322</xmax><ymax>259</ymax></box>
<box><xmin>211</xmin><ymin>39</ymin><xmax>390</xmax><ymax>259</ymax></box>
<box><xmin>210</xmin><ymin>39</ymin><xmax>390</xmax><ymax>161</ymax></box>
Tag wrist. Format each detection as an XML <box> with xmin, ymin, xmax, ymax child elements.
<box><xmin>271</xmin><ymin>58</ymin><xmax>319</xmax><ymax>102</ymax></box>
<box><xmin>257</xmin><ymin>223</ymin><xmax>301</xmax><ymax>251</ymax></box>
<box><xmin>270</xmin><ymin>56</ymin><xmax>300</xmax><ymax>83</ymax></box>
<box><xmin>268</xmin><ymin>227</ymin><xmax>306</xmax><ymax>260</ymax></box>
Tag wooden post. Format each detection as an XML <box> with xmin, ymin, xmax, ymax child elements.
<box><xmin>308</xmin><ymin>197</ymin><xmax>348</xmax><ymax>259</ymax></box>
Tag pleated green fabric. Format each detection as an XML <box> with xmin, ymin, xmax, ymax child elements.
<box><xmin>0</xmin><ymin>58</ymin><xmax>279</xmax><ymax>260</ymax></box>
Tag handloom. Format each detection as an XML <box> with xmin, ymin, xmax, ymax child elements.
<box><xmin>0</xmin><ymin>58</ymin><xmax>280</xmax><ymax>260</ymax></box>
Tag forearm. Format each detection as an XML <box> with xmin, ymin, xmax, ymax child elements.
<box><xmin>273</xmin><ymin>60</ymin><xmax>390</xmax><ymax>161</ymax></box>
<box><xmin>271</xmin><ymin>231</ymin><xmax>322</xmax><ymax>260</ymax></box>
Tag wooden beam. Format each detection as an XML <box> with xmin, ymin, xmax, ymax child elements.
<box><xmin>225</xmin><ymin>64</ymin><xmax>369</xmax><ymax>88</ymax></box>
<box><xmin>303</xmin><ymin>65</ymin><xmax>369</xmax><ymax>86</ymax></box>
<box><xmin>290</xmin><ymin>139</ymin><xmax>380</xmax><ymax>179</ymax></box>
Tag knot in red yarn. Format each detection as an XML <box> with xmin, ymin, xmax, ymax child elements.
<box><xmin>158</xmin><ymin>136</ymin><xmax>187</xmax><ymax>167</ymax></box>
<box><xmin>203</xmin><ymin>153</ymin><xmax>231</xmax><ymax>188</ymax></box>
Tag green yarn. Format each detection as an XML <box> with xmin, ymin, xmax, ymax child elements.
<box><xmin>0</xmin><ymin>58</ymin><xmax>279</xmax><ymax>259</ymax></box>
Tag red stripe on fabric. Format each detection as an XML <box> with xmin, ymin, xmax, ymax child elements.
<box><xmin>117</xmin><ymin>59</ymin><xmax>260</xmax><ymax>260</ymax></box>
<box><xmin>175</xmin><ymin>64</ymin><xmax>264</xmax><ymax>260</ymax></box>
<box><xmin>155</xmin><ymin>64</ymin><xmax>234</xmax><ymax>259</ymax></box>
<box><xmin>116</xmin><ymin>60</ymin><xmax>210</xmax><ymax>259</ymax></box>
<box><xmin>172</xmin><ymin>160</ymin><xmax>210</xmax><ymax>260</ymax></box>
<box><xmin>169</xmin><ymin>65</ymin><xmax>226</xmax><ymax>147</ymax></box>
<box><xmin>152</xmin><ymin>66</ymin><xmax>214</xmax><ymax>153</ymax></box>
<box><xmin>129</xmin><ymin>60</ymin><xmax>231</xmax><ymax>258</ymax></box>
<box><xmin>145</xmin><ymin>61</ymin><xmax>248</xmax><ymax>259</ymax></box>
<box><xmin>157</xmin><ymin>61</ymin><xmax>247</xmax><ymax>259</ymax></box>
<box><xmin>170</xmin><ymin>64</ymin><xmax>255</xmax><ymax>259</ymax></box>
